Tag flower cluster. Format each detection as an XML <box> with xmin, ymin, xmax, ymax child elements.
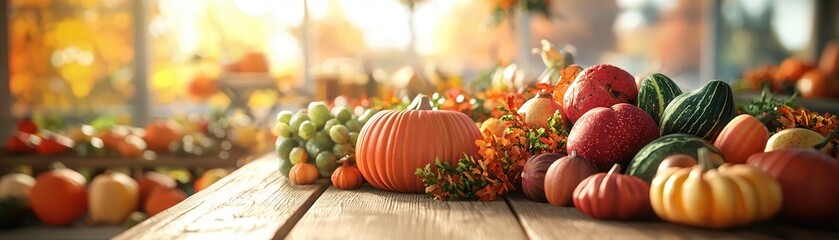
<box><xmin>416</xmin><ymin>95</ymin><xmax>568</xmax><ymax>201</ymax></box>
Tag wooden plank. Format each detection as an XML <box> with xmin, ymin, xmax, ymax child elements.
<box><xmin>0</xmin><ymin>0</ymin><xmax>11</xmax><ymax>142</ymax></box>
<box><xmin>506</xmin><ymin>193</ymin><xmax>839</xmax><ymax>240</ymax></box>
<box><xmin>114</xmin><ymin>155</ymin><xmax>328</xmax><ymax>240</ymax></box>
<box><xmin>287</xmin><ymin>186</ymin><xmax>528</xmax><ymax>240</ymax></box>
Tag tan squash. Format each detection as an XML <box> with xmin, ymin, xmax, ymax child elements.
<box><xmin>89</xmin><ymin>172</ymin><xmax>139</xmax><ymax>225</ymax></box>
<box><xmin>355</xmin><ymin>94</ymin><xmax>481</xmax><ymax>193</ymax></box>
<box><xmin>651</xmin><ymin>148</ymin><xmax>783</xmax><ymax>228</ymax></box>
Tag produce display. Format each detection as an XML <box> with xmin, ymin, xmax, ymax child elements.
<box><xmin>271</xmin><ymin>39</ymin><xmax>839</xmax><ymax>231</ymax></box>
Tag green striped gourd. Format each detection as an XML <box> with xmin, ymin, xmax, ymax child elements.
<box><xmin>637</xmin><ymin>73</ymin><xmax>682</xmax><ymax>125</ymax></box>
<box><xmin>659</xmin><ymin>80</ymin><xmax>735</xmax><ymax>141</ymax></box>
<box><xmin>626</xmin><ymin>134</ymin><xmax>723</xmax><ymax>183</ymax></box>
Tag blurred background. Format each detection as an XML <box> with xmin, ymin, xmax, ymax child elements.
<box><xmin>2</xmin><ymin>0</ymin><xmax>839</xmax><ymax>145</ymax></box>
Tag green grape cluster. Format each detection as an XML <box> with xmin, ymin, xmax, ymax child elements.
<box><xmin>274</xmin><ymin>102</ymin><xmax>379</xmax><ymax>178</ymax></box>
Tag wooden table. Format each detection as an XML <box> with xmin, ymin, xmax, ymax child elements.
<box><xmin>116</xmin><ymin>154</ymin><xmax>839</xmax><ymax>240</ymax></box>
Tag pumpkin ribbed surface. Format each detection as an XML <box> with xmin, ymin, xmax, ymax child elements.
<box><xmin>356</xmin><ymin>95</ymin><xmax>481</xmax><ymax>193</ymax></box>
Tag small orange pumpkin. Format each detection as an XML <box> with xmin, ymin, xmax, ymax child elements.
<box><xmin>356</xmin><ymin>94</ymin><xmax>482</xmax><ymax>193</ymax></box>
<box><xmin>30</xmin><ymin>169</ymin><xmax>88</xmax><ymax>226</ymax></box>
<box><xmin>573</xmin><ymin>164</ymin><xmax>651</xmax><ymax>220</ymax></box>
<box><xmin>714</xmin><ymin>114</ymin><xmax>769</xmax><ymax>164</ymax></box>
<box><xmin>137</xmin><ymin>172</ymin><xmax>176</xmax><ymax>209</ymax></box>
<box><xmin>289</xmin><ymin>159</ymin><xmax>319</xmax><ymax>185</ymax></box>
<box><xmin>331</xmin><ymin>160</ymin><xmax>363</xmax><ymax>190</ymax></box>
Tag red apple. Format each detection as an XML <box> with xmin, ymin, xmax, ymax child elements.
<box><xmin>566</xmin><ymin>103</ymin><xmax>659</xmax><ymax>171</ymax></box>
<box><xmin>36</xmin><ymin>135</ymin><xmax>74</xmax><ymax>156</ymax></box>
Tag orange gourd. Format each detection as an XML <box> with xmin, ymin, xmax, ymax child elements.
<box><xmin>573</xmin><ymin>164</ymin><xmax>651</xmax><ymax>220</ymax></box>
<box><xmin>29</xmin><ymin>169</ymin><xmax>88</xmax><ymax>226</ymax></box>
<box><xmin>289</xmin><ymin>159</ymin><xmax>319</xmax><ymax>185</ymax></box>
<box><xmin>356</xmin><ymin>95</ymin><xmax>482</xmax><ymax>193</ymax></box>
<box><xmin>144</xmin><ymin>188</ymin><xmax>187</xmax><ymax>216</ymax></box>
<box><xmin>544</xmin><ymin>152</ymin><xmax>598</xmax><ymax>206</ymax></box>
<box><xmin>713</xmin><ymin>114</ymin><xmax>769</xmax><ymax>164</ymax></box>
<box><xmin>331</xmin><ymin>161</ymin><xmax>364</xmax><ymax>190</ymax></box>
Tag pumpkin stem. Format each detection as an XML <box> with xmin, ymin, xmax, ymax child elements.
<box><xmin>607</xmin><ymin>164</ymin><xmax>621</xmax><ymax>175</ymax></box>
<box><xmin>813</xmin><ymin>128</ymin><xmax>839</xmax><ymax>150</ymax></box>
<box><xmin>407</xmin><ymin>94</ymin><xmax>433</xmax><ymax>110</ymax></box>
<box><xmin>696</xmin><ymin>148</ymin><xmax>717</xmax><ymax>169</ymax></box>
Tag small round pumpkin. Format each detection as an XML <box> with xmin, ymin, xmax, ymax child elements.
<box><xmin>356</xmin><ymin>94</ymin><xmax>482</xmax><ymax>193</ymax></box>
<box><xmin>573</xmin><ymin>164</ymin><xmax>651</xmax><ymax>220</ymax></box>
<box><xmin>713</xmin><ymin>114</ymin><xmax>769</xmax><ymax>164</ymax></box>
<box><xmin>331</xmin><ymin>160</ymin><xmax>364</xmax><ymax>190</ymax></box>
<box><xmin>544</xmin><ymin>151</ymin><xmax>598</xmax><ymax>206</ymax></box>
<box><xmin>30</xmin><ymin>169</ymin><xmax>88</xmax><ymax>226</ymax></box>
<box><xmin>289</xmin><ymin>158</ymin><xmax>319</xmax><ymax>185</ymax></box>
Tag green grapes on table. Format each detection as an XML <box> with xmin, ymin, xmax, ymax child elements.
<box><xmin>275</xmin><ymin>101</ymin><xmax>366</xmax><ymax>180</ymax></box>
<box><xmin>332</xmin><ymin>143</ymin><xmax>353</xmax><ymax>157</ymax></box>
<box><xmin>315</xmin><ymin>151</ymin><xmax>339</xmax><ymax>177</ymax></box>
<box><xmin>289</xmin><ymin>147</ymin><xmax>307</xmax><ymax>165</ymax></box>
<box><xmin>323</xmin><ymin>119</ymin><xmax>341</xmax><ymax>133</ymax></box>
<box><xmin>345</xmin><ymin>119</ymin><xmax>362</xmax><ymax>133</ymax></box>
<box><xmin>279</xmin><ymin>158</ymin><xmax>293</xmax><ymax>177</ymax></box>
<box><xmin>289</xmin><ymin>112</ymin><xmax>310</xmax><ymax>134</ymax></box>
<box><xmin>275</xmin><ymin>137</ymin><xmax>298</xmax><ymax>160</ymax></box>
<box><xmin>358</xmin><ymin>109</ymin><xmax>379</xmax><ymax>124</ymax></box>
<box><xmin>308</xmin><ymin>102</ymin><xmax>332</xmax><ymax>129</ymax></box>
<box><xmin>348</xmin><ymin>132</ymin><xmax>359</xmax><ymax>147</ymax></box>
<box><xmin>332</xmin><ymin>106</ymin><xmax>352</xmax><ymax>123</ymax></box>
<box><xmin>273</xmin><ymin>122</ymin><xmax>292</xmax><ymax>138</ymax></box>
<box><xmin>328</xmin><ymin>125</ymin><xmax>350</xmax><ymax>144</ymax></box>
<box><xmin>298</xmin><ymin>121</ymin><xmax>316</xmax><ymax>140</ymax></box>
<box><xmin>276</xmin><ymin>110</ymin><xmax>293</xmax><ymax>124</ymax></box>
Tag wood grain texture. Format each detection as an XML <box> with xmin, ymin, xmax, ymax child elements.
<box><xmin>507</xmin><ymin>193</ymin><xmax>839</xmax><ymax>240</ymax></box>
<box><xmin>114</xmin><ymin>154</ymin><xmax>328</xmax><ymax>240</ymax></box>
<box><xmin>286</xmin><ymin>185</ymin><xmax>528</xmax><ymax>240</ymax></box>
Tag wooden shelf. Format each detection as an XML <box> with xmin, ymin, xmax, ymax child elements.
<box><xmin>0</xmin><ymin>149</ymin><xmax>254</xmax><ymax>170</ymax></box>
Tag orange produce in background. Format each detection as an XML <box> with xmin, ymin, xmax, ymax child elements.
<box><xmin>144</xmin><ymin>188</ymin><xmax>187</xmax><ymax>216</ymax></box>
<box><xmin>187</xmin><ymin>74</ymin><xmax>219</xmax><ymax>100</ymax></box>
<box><xmin>797</xmin><ymin>69</ymin><xmax>839</xmax><ymax>99</ymax></box>
<box><xmin>143</xmin><ymin>120</ymin><xmax>182</xmax><ymax>153</ymax></box>
<box><xmin>775</xmin><ymin>59</ymin><xmax>815</xmax><ymax>82</ymax></box>
<box><xmin>29</xmin><ymin>169</ymin><xmax>88</xmax><ymax>226</ymax></box>
<box><xmin>820</xmin><ymin>41</ymin><xmax>839</xmax><ymax>77</ymax></box>
<box><xmin>137</xmin><ymin>172</ymin><xmax>177</xmax><ymax>208</ymax></box>
<box><xmin>193</xmin><ymin>168</ymin><xmax>230</xmax><ymax>192</ymax></box>
<box><xmin>230</xmin><ymin>52</ymin><xmax>269</xmax><ymax>73</ymax></box>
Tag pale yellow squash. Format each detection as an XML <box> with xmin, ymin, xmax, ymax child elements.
<box><xmin>88</xmin><ymin>172</ymin><xmax>139</xmax><ymax>225</ymax></box>
<box><xmin>650</xmin><ymin>148</ymin><xmax>782</xmax><ymax>229</ymax></box>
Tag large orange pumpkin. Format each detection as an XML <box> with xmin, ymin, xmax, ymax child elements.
<box><xmin>29</xmin><ymin>169</ymin><xmax>88</xmax><ymax>226</ymax></box>
<box><xmin>356</xmin><ymin>95</ymin><xmax>482</xmax><ymax>193</ymax></box>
